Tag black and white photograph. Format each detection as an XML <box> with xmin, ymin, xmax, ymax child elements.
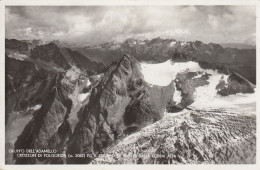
<box><xmin>2</xmin><ymin>3</ymin><xmax>258</xmax><ymax>167</ymax></box>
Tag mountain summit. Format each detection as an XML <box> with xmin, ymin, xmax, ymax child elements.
<box><xmin>5</xmin><ymin>38</ymin><xmax>256</xmax><ymax>164</ymax></box>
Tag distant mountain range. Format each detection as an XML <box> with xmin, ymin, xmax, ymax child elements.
<box><xmin>219</xmin><ymin>43</ymin><xmax>256</xmax><ymax>49</ymax></box>
<box><xmin>5</xmin><ymin>38</ymin><xmax>256</xmax><ymax>164</ymax></box>
<box><xmin>70</xmin><ymin>38</ymin><xmax>256</xmax><ymax>84</ymax></box>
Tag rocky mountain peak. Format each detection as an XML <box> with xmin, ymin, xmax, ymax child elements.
<box><xmin>64</xmin><ymin>54</ymin><xmax>175</xmax><ymax>163</ymax></box>
<box><xmin>5</xmin><ymin>38</ymin><xmax>256</xmax><ymax>165</ymax></box>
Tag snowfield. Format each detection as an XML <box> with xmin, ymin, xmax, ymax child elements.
<box><xmin>140</xmin><ymin>60</ymin><xmax>218</xmax><ymax>86</ymax></box>
<box><xmin>140</xmin><ymin>59</ymin><xmax>256</xmax><ymax>114</ymax></box>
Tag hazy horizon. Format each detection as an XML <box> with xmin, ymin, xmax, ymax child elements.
<box><xmin>5</xmin><ymin>6</ymin><xmax>256</xmax><ymax>45</ymax></box>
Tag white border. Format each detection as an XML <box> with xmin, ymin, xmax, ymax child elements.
<box><xmin>0</xmin><ymin>0</ymin><xmax>259</xmax><ymax>170</ymax></box>
<box><xmin>2</xmin><ymin>0</ymin><xmax>259</xmax><ymax>6</ymax></box>
<box><xmin>0</xmin><ymin>0</ymin><xmax>6</xmax><ymax>169</ymax></box>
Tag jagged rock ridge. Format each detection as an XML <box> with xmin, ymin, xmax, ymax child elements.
<box><xmin>5</xmin><ymin>39</ymin><xmax>256</xmax><ymax>164</ymax></box>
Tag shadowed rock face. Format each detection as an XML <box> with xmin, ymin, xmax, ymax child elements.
<box><xmin>13</xmin><ymin>72</ymin><xmax>74</xmax><ymax>164</ymax></box>
<box><xmin>5</xmin><ymin>39</ymin><xmax>33</xmax><ymax>55</ymax></box>
<box><xmin>30</xmin><ymin>43</ymin><xmax>72</xmax><ymax>70</ymax></box>
<box><xmin>64</xmin><ymin>48</ymin><xmax>106</xmax><ymax>74</ymax></box>
<box><xmin>5</xmin><ymin>57</ymin><xmax>58</xmax><ymax>125</ymax></box>
<box><xmin>217</xmin><ymin>72</ymin><xmax>255</xmax><ymax>96</ymax></box>
<box><xmin>5</xmin><ymin>40</ymin><xmax>101</xmax><ymax>164</ymax></box>
<box><xmin>6</xmin><ymin>39</ymin><xmax>105</xmax><ymax>75</ymax></box>
<box><xmin>6</xmin><ymin>52</ymin><xmax>175</xmax><ymax>164</ymax></box>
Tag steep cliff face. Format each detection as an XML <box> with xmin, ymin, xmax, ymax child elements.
<box><xmin>5</xmin><ymin>39</ymin><xmax>102</xmax><ymax>164</ymax></box>
<box><xmin>6</xmin><ymin>53</ymin><xmax>176</xmax><ymax>164</ymax></box>
<box><xmin>5</xmin><ymin>56</ymin><xmax>59</xmax><ymax>125</ymax></box>
<box><xmin>13</xmin><ymin>72</ymin><xmax>74</xmax><ymax>163</ymax></box>
<box><xmin>30</xmin><ymin>43</ymin><xmax>72</xmax><ymax>70</ymax></box>
<box><xmin>10</xmin><ymin>66</ymin><xmax>91</xmax><ymax>164</ymax></box>
<box><xmin>5</xmin><ymin>57</ymin><xmax>64</xmax><ymax>164</ymax></box>
<box><xmin>62</xmin><ymin>48</ymin><xmax>106</xmax><ymax>74</ymax></box>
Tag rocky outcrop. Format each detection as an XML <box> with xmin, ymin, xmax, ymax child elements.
<box><xmin>167</xmin><ymin>71</ymin><xmax>210</xmax><ymax>112</ymax></box>
<box><xmin>217</xmin><ymin>72</ymin><xmax>255</xmax><ymax>96</ymax></box>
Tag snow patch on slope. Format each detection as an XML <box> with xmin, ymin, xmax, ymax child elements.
<box><xmin>192</xmin><ymin>72</ymin><xmax>205</xmax><ymax>79</ymax></box>
<box><xmin>173</xmin><ymin>84</ymin><xmax>182</xmax><ymax>105</ymax></box>
<box><xmin>8</xmin><ymin>52</ymin><xmax>28</xmax><ymax>61</ymax></box>
<box><xmin>191</xmin><ymin>74</ymin><xmax>222</xmax><ymax>106</ymax></box>
<box><xmin>191</xmin><ymin>84</ymin><xmax>256</xmax><ymax>114</ymax></box>
<box><xmin>169</xmin><ymin>41</ymin><xmax>176</xmax><ymax>47</ymax></box>
<box><xmin>140</xmin><ymin>60</ymin><xmax>217</xmax><ymax>86</ymax></box>
<box><xmin>65</xmin><ymin>66</ymin><xmax>81</xmax><ymax>81</ymax></box>
<box><xmin>181</xmin><ymin>41</ymin><xmax>187</xmax><ymax>46</ymax></box>
<box><xmin>82</xmin><ymin>78</ymin><xmax>91</xmax><ymax>86</ymax></box>
<box><xmin>32</xmin><ymin>104</ymin><xmax>42</xmax><ymax>110</ymax></box>
<box><xmin>223</xmin><ymin>75</ymin><xmax>229</xmax><ymax>83</ymax></box>
<box><xmin>25</xmin><ymin>104</ymin><xmax>42</xmax><ymax>112</ymax></box>
<box><xmin>216</xmin><ymin>93</ymin><xmax>256</xmax><ymax>114</ymax></box>
<box><xmin>191</xmin><ymin>73</ymin><xmax>255</xmax><ymax>114</ymax></box>
<box><xmin>78</xmin><ymin>92</ymin><xmax>91</xmax><ymax>102</ymax></box>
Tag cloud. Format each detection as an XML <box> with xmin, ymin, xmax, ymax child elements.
<box><xmin>208</xmin><ymin>15</ymin><xmax>219</xmax><ymax>30</ymax></box>
<box><xmin>5</xmin><ymin>6</ymin><xmax>256</xmax><ymax>45</ymax></box>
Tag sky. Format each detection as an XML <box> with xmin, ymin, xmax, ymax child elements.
<box><xmin>5</xmin><ymin>6</ymin><xmax>256</xmax><ymax>45</ymax></box>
